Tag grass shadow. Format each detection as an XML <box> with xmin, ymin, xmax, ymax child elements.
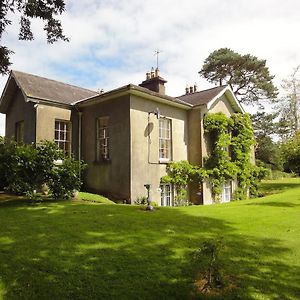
<box><xmin>0</xmin><ymin>201</ymin><xmax>299</xmax><ymax>299</ymax></box>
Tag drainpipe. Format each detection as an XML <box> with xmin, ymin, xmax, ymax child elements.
<box><xmin>78</xmin><ymin>111</ymin><xmax>82</xmax><ymax>160</ymax></box>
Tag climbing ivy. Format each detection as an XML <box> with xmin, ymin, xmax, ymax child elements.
<box><xmin>203</xmin><ymin>113</ymin><xmax>238</xmax><ymax>200</ymax></box>
<box><xmin>161</xmin><ymin>160</ymin><xmax>207</xmax><ymax>206</ymax></box>
<box><xmin>161</xmin><ymin>112</ymin><xmax>267</xmax><ymax>203</ymax></box>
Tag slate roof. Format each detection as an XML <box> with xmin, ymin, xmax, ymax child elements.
<box><xmin>12</xmin><ymin>70</ymin><xmax>99</xmax><ymax>104</ymax></box>
<box><xmin>177</xmin><ymin>85</ymin><xmax>227</xmax><ymax>106</ymax></box>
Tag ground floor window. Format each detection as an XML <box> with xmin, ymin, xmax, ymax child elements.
<box><xmin>160</xmin><ymin>184</ymin><xmax>173</xmax><ymax>206</ymax></box>
<box><xmin>54</xmin><ymin>120</ymin><xmax>71</xmax><ymax>154</ymax></box>
<box><xmin>221</xmin><ymin>181</ymin><xmax>232</xmax><ymax>203</ymax></box>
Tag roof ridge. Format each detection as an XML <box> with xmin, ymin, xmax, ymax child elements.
<box><xmin>177</xmin><ymin>85</ymin><xmax>227</xmax><ymax>98</ymax></box>
<box><xmin>12</xmin><ymin>70</ymin><xmax>98</xmax><ymax>94</ymax></box>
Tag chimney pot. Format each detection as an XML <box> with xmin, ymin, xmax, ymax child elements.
<box><xmin>146</xmin><ymin>72</ymin><xmax>151</xmax><ymax>80</ymax></box>
<box><xmin>151</xmin><ymin>67</ymin><xmax>155</xmax><ymax>78</ymax></box>
<box><xmin>155</xmin><ymin>68</ymin><xmax>160</xmax><ymax>77</ymax></box>
<box><xmin>190</xmin><ymin>86</ymin><xmax>193</xmax><ymax>93</ymax></box>
<box><xmin>194</xmin><ymin>83</ymin><xmax>197</xmax><ymax>92</ymax></box>
<box><xmin>185</xmin><ymin>85</ymin><xmax>189</xmax><ymax>94</ymax></box>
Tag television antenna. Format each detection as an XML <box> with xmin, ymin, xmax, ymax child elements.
<box><xmin>154</xmin><ymin>49</ymin><xmax>162</xmax><ymax>69</ymax></box>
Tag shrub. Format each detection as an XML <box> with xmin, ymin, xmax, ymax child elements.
<box><xmin>0</xmin><ymin>139</ymin><xmax>86</xmax><ymax>199</ymax></box>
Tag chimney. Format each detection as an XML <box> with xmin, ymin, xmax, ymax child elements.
<box><xmin>185</xmin><ymin>83</ymin><xmax>198</xmax><ymax>94</ymax></box>
<box><xmin>185</xmin><ymin>85</ymin><xmax>189</xmax><ymax>94</ymax></box>
<box><xmin>139</xmin><ymin>68</ymin><xmax>167</xmax><ymax>95</ymax></box>
<box><xmin>194</xmin><ymin>83</ymin><xmax>197</xmax><ymax>92</ymax></box>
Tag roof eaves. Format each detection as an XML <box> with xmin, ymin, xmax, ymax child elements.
<box><xmin>11</xmin><ymin>70</ymin><xmax>31</xmax><ymax>102</ymax></box>
<box><xmin>204</xmin><ymin>86</ymin><xmax>244</xmax><ymax>113</ymax></box>
<box><xmin>75</xmin><ymin>84</ymin><xmax>192</xmax><ymax>109</ymax></box>
<box><xmin>26</xmin><ymin>96</ymin><xmax>73</xmax><ymax>109</ymax></box>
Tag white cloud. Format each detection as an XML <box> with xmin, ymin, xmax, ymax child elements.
<box><xmin>1</xmin><ymin>0</ymin><xmax>300</xmax><ymax>134</ymax></box>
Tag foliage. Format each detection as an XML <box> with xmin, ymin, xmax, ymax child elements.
<box><xmin>0</xmin><ymin>139</ymin><xmax>85</xmax><ymax>199</ymax></box>
<box><xmin>161</xmin><ymin>160</ymin><xmax>207</xmax><ymax>205</ymax></box>
<box><xmin>251</xmin><ymin>111</ymin><xmax>279</xmax><ymax>137</ymax></box>
<box><xmin>275</xmin><ymin>66</ymin><xmax>300</xmax><ymax>138</ymax></box>
<box><xmin>204</xmin><ymin>113</ymin><xmax>238</xmax><ymax>200</ymax></box>
<box><xmin>193</xmin><ymin>239</ymin><xmax>224</xmax><ymax>290</ymax></box>
<box><xmin>134</xmin><ymin>196</ymin><xmax>148</xmax><ymax>205</ymax></box>
<box><xmin>281</xmin><ymin>132</ymin><xmax>300</xmax><ymax>175</ymax></box>
<box><xmin>199</xmin><ymin>48</ymin><xmax>278</xmax><ymax>106</ymax></box>
<box><xmin>0</xmin><ymin>0</ymin><xmax>68</xmax><ymax>74</ymax></box>
<box><xmin>162</xmin><ymin>113</ymin><xmax>267</xmax><ymax>202</ymax></box>
<box><xmin>47</xmin><ymin>157</ymin><xmax>85</xmax><ymax>199</ymax></box>
<box><xmin>250</xmin><ymin>111</ymin><xmax>283</xmax><ymax>170</ymax></box>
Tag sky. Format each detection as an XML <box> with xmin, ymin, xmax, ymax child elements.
<box><xmin>0</xmin><ymin>0</ymin><xmax>300</xmax><ymax>136</ymax></box>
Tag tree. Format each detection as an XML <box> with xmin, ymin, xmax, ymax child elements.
<box><xmin>281</xmin><ymin>132</ymin><xmax>300</xmax><ymax>175</ymax></box>
<box><xmin>250</xmin><ymin>112</ymin><xmax>282</xmax><ymax>170</ymax></box>
<box><xmin>275</xmin><ymin>66</ymin><xmax>300</xmax><ymax>137</ymax></box>
<box><xmin>0</xmin><ymin>0</ymin><xmax>68</xmax><ymax>75</ymax></box>
<box><xmin>199</xmin><ymin>48</ymin><xmax>278</xmax><ymax>106</ymax></box>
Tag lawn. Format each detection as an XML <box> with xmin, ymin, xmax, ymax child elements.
<box><xmin>0</xmin><ymin>179</ymin><xmax>300</xmax><ymax>299</ymax></box>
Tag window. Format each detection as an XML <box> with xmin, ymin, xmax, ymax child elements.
<box><xmin>221</xmin><ymin>181</ymin><xmax>232</xmax><ymax>203</ymax></box>
<box><xmin>96</xmin><ymin>117</ymin><xmax>110</xmax><ymax>161</ymax></box>
<box><xmin>160</xmin><ymin>184</ymin><xmax>173</xmax><ymax>206</ymax></box>
<box><xmin>159</xmin><ymin>118</ymin><xmax>172</xmax><ymax>161</ymax></box>
<box><xmin>54</xmin><ymin>120</ymin><xmax>71</xmax><ymax>154</ymax></box>
<box><xmin>15</xmin><ymin>121</ymin><xmax>24</xmax><ymax>143</ymax></box>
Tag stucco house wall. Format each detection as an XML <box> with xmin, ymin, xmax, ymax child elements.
<box><xmin>130</xmin><ymin>95</ymin><xmax>188</xmax><ymax>205</ymax></box>
<box><xmin>5</xmin><ymin>89</ymin><xmax>36</xmax><ymax>143</ymax></box>
<box><xmin>35</xmin><ymin>104</ymin><xmax>72</xmax><ymax>143</ymax></box>
<box><xmin>201</xmin><ymin>94</ymin><xmax>239</xmax><ymax>204</ymax></box>
<box><xmin>80</xmin><ymin>95</ymin><xmax>131</xmax><ymax>200</ymax></box>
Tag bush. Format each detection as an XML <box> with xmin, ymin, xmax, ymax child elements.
<box><xmin>0</xmin><ymin>139</ymin><xmax>86</xmax><ymax>199</ymax></box>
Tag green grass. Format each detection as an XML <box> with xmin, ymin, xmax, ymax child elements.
<box><xmin>79</xmin><ymin>192</ymin><xmax>115</xmax><ymax>204</ymax></box>
<box><xmin>0</xmin><ymin>179</ymin><xmax>300</xmax><ymax>299</ymax></box>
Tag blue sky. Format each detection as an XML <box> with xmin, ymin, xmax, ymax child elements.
<box><xmin>1</xmin><ymin>0</ymin><xmax>300</xmax><ymax>135</ymax></box>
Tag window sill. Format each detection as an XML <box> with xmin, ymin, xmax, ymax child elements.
<box><xmin>93</xmin><ymin>159</ymin><xmax>111</xmax><ymax>165</ymax></box>
<box><xmin>159</xmin><ymin>159</ymin><xmax>172</xmax><ymax>164</ymax></box>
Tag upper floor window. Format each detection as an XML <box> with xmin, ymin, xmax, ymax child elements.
<box><xmin>54</xmin><ymin>120</ymin><xmax>71</xmax><ymax>154</ymax></box>
<box><xmin>159</xmin><ymin>118</ymin><xmax>172</xmax><ymax>161</ymax></box>
<box><xmin>96</xmin><ymin>117</ymin><xmax>110</xmax><ymax>161</ymax></box>
<box><xmin>15</xmin><ymin>120</ymin><xmax>24</xmax><ymax>143</ymax></box>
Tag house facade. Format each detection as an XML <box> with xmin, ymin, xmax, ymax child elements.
<box><xmin>0</xmin><ymin>69</ymin><xmax>246</xmax><ymax>205</ymax></box>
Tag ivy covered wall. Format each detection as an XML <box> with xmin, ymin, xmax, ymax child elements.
<box><xmin>161</xmin><ymin>112</ymin><xmax>267</xmax><ymax>205</ymax></box>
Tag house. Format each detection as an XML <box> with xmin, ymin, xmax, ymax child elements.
<box><xmin>0</xmin><ymin>69</ymin><xmax>246</xmax><ymax>205</ymax></box>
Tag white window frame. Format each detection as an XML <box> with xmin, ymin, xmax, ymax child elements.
<box><xmin>159</xmin><ymin>118</ymin><xmax>172</xmax><ymax>162</ymax></box>
<box><xmin>160</xmin><ymin>184</ymin><xmax>174</xmax><ymax>206</ymax></box>
<box><xmin>54</xmin><ymin>120</ymin><xmax>71</xmax><ymax>154</ymax></box>
<box><xmin>15</xmin><ymin>120</ymin><xmax>24</xmax><ymax>143</ymax></box>
<box><xmin>221</xmin><ymin>181</ymin><xmax>232</xmax><ymax>203</ymax></box>
<box><xmin>96</xmin><ymin>116</ymin><xmax>110</xmax><ymax>161</ymax></box>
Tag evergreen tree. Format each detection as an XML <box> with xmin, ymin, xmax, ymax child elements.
<box><xmin>199</xmin><ymin>48</ymin><xmax>278</xmax><ymax>107</ymax></box>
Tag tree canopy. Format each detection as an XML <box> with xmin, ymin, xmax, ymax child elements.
<box><xmin>0</xmin><ymin>0</ymin><xmax>68</xmax><ymax>75</ymax></box>
<box><xmin>275</xmin><ymin>66</ymin><xmax>300</xmax><ymax>137</ymax></box>
<box><xmin>199</xmin><ymin>48</ymin><xmax>278</xmax><ymax>106</ymax></box>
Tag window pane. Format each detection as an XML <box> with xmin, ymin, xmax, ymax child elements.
<box><xmin>97</xmin><ymin>117</ymin><xmax>110</xmax><ymax>161</ymax></box>
<box><xmin>159</xmin><ymin>118</ymin><xmax>171</xmax><ymax>160</ymax></box>
<box><xmin>54</xmin><ymin>121</ymin><xmax>71</xmax><ymax>154</ymax></box>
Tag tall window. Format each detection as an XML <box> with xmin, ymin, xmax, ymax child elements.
<box><xmin>96</xmin><ymin>117</ymin><xmax>110</xmax><ymax>161</ymax></box>
<box><xmin>221</xmin><ymin>181</ymin><xmax>232</xmax><ymax>203</ymax></box>
<box><xmin>160</xmin><ymin>184</ymin><xmax>173</xmax><ymax>206</ymax></box>
<box><xmin>54</xmin><ymin>120</ymin><xmax>71</xmax><ymax>154</ymax></box>
<box><xmin>159</xmin><ymin>118</ymin><xmax>172</xmax><ymax>161</ymax></box>
<box><xmin>15</xmin><ymin>120</ymin><xmax>24</xmax><ymax>143</ymax></box>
